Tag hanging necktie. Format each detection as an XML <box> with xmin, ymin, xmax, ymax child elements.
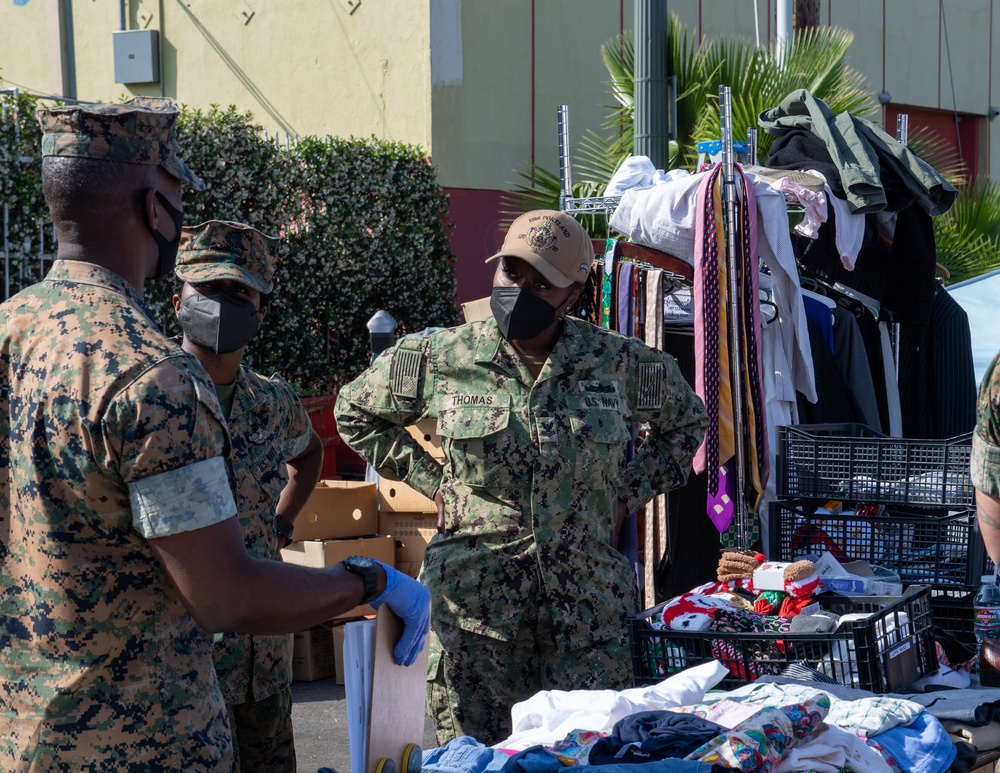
<box><xmin>600</xmin><ymin>239</ymin><xmax>615</xmax><ymax>329</ymax></box>
<box><xmin>720</xmin><ymin>168</ymin><xmax>768</xmax><ymax>547</ymax></box>
<box><xmin>693</xmin><ymin>167</ymin><xmax>734</xmax><ymax>491</ymax></box>
<box><xmin>737</xmin><ymin>169</ymin><xmax>768</xmax><ymax>513</ymax></box>
<box><xmin>616</xmin><ymin>262</ymin><xmax>640</xmax><ymax>588</ymax></box>
<box><xmin>643</xmin><ymin>268</ymin><xmax>668</xmax><ymax>608</ymax></box>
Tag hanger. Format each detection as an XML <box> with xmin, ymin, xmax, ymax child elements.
<box><xmin>800</xmin><ymin>287</ymin><xmax>836</xmax><ymax>310</ymax></box>
<box><xmin>760</xmin><ymin>298</ymin><xmax>778</xmax><ymax>326</ymax></box>
<box><xmin>800</xmin><ymin>271</ymin><xmax>878</xmax><ymax>322</ymax></box>
<box><xmin>831</xmin><ymin>281</ymin><xmax>881</xmax><ymax>321</ymax></box>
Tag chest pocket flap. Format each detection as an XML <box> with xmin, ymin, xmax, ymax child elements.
<box><xmin>437</xmin><ymin>394</ymin><xmax>511</xmax><ymax>440</ymax></box>
<box><xmin>569</xmin><ymin>410</ymin><xmax>631</xmax><ymax>444</ymax></box>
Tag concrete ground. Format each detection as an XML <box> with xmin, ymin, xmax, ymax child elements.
<box><xmin>291</xmin><ymin>678</ymin><xmax>438</xmax><ymax>773</ymax></box>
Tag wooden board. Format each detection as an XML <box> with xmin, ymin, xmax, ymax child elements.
<box><xmin>366</xmin><ymin>607</ymin><xmax>430</xmax><ymax>773</ymax></box>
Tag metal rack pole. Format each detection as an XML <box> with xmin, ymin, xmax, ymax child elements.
<box><xmin>891</xmin><ymin>113</ymin><xmax>909</xmax><ymax>379</ymax></box>
<box><xmin>558</xmin><ymin>104</ymin><xmax>572</xmax><ymax>212</ymax></box>
<box><xmin>720</xmin><ymin>85</ymin><xmax>750</xmax><ymax>550</ymax></box>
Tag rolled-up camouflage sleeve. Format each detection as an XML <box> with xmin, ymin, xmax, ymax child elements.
<box><xmin>101</xmin><ymin>356</ymin><xmax>237</xmax><ymax>537</ymax></box>
<box><xmin>334</xmin><ymin>339</ymin><xmax>444</xmax><ymax>500</ymax></box>
<box><xmin>972</xmin><ymin>353</ymin><xmax>1000</xmax><ymax>498</ymax></box>
<box><xmin>619</xmin><ymin>349</ymin><xmax>708</xmax><ymax>514</ymax></box>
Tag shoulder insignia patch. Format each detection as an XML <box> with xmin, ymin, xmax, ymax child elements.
<box><xmin>391</xmin><ymin>348</ymin><xmax>424</xmax><ymax>399</ymax></box>
<box><xmin>635</xmin><ymin>362</ymin><xmax>665</xmax><ymax>410</ymax></box>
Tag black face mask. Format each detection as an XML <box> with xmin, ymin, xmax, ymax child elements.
<box><xmin>150</xmin><ymin>191</ymin><xmax>184</xmax><ymax>280</ymax></box>
<box><xmin>177</xmin><ymin>291</ymin><xmax>261</xmax><ymax>354</ymax></box>
<box><xmin>490</xmin><ymin>286</ymin><xmax>557</xmax><ymax>341</ymax></box>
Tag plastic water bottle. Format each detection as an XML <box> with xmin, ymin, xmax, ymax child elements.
<box><xmin>974</xmin><ymin>573</ymin><xmax>1000</xmax><ymax>649</ymax></box>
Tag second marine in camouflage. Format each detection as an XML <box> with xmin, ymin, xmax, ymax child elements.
<box><xmin>173</xmin><ymin>220</ymin><xmax>325</xmax><ymax>772</ymax></box>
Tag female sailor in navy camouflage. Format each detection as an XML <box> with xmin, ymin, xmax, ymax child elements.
<box><xmin>337</xmin><ymin>210</ymin><xmax>707</xmax><ymax>744</ymax></box>
<box><xmin>336</xmin><ymin>284</ymin><xmax>706</xmax><ymax>743</ymax></box>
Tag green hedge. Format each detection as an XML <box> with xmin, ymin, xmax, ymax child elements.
<box><xmin>0</xmin><ymin>94</ymin><xmax>459</xmax><ymax>394</ymax></box>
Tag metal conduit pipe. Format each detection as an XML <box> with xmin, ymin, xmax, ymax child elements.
<box><xmin>633</xmin><ymin>0</ymin><xmax>671</xmax><ymax>171</ymax></box>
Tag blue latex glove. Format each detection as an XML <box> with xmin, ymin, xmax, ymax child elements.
<box><xmin>371</xmin><ymin>561</ymin><xmax>431</xmax><ymax>666</ymax></box>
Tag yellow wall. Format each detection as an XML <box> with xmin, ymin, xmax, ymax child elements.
<box><xmin>0</xmin><ymin>0</ymin><xmax>433</xmax><ymax>147</ymax></box>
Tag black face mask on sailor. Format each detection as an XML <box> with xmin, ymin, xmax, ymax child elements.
<box><xmin>177</xmin><ymin>291</ymin><xmax>261</xmax><ymax>354</ymax></box>
<box><xmin>490</xmin><ymin>286</ymin><xmax>565</xmax><ymax>341</ymax></box>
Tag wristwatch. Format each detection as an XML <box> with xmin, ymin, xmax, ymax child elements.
<box><xmin>343</xmin><ymin>555</ymin><xmax>380</xmax><ymax>605</ymax></box>
<box><xmin>275</xmin><ymin>515</ymin><xmax>294</xmax><ymax>547</ymax></box>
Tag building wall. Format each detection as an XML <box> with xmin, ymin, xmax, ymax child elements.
<box><xmin>3</xmin><ymin>1</ymin><xmax>997</xmax><ymax>183</ymax></box>
<box><xmin>2</xmin><ymin>0</ymin><xmax>999</xmax><ymax>302</ymax></box>
<box><xmin>1</xmin><ymin>0</ymin><xmax>434</xmax><ymax>147</ymax></box>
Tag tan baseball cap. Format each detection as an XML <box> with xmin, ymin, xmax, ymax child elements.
<box><xmin>486</xmin><ymin>210</ymin><xmax>594</xmax><ymax>288</ymax></box>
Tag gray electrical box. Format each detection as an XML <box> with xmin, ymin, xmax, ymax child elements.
<box><xmin>113</xmin><ymin>30</ymin><xmax>160</xmax><ymax>84</ymax></box>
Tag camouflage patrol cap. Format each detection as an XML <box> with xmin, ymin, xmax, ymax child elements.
<box><xmin>37</xmin><ymin>96</ymin><xmax>205</xmax><ymax>190</ymax></box>
<box><xmin>175</xmin><ymin>220</ymin><xmax>278</xmax><ymax>294</ymax></box>
<box><xmin>486</xmin><ymin>210</ymin><xmax>593</xmax><ymax>288</ymax></box>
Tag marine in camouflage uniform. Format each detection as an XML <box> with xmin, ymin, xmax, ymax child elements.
<box><xmin>1</xmin><ymin>99</ymin><xmax>238</xmax><ymax>769</ymax></box>
<box><xmin>174</xmin><ymin>221</ymin><xmax>323</xmax><ymax>773</ymax></box>
<box><xmin>972</xmin><ymin>352</ymin><xmax>1000</xmax><ymax>566</ymax></box>
<box><xmin>335</xmin><ymin>310</ymin><xmax>707</xmax><ymax>744</ymax></box>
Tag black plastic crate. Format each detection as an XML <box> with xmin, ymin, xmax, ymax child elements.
<box><xmin>629</xmin><ymin>586</ymin><xmax>936</xmax><ymax>693</ymax></box>
<box><xmin>768</xmin><ymin>501</ymin><xmax>986</xmax><ymax>586</ymax></box>
<box><xmin>777</xmin><ymin>424</ymin><xmax>974</xmax><ymax>507</ymax></box>
<box><xmin>930</xmin><ymin>587</ymin><xmax>978</xmax><ymax>651</ymax></box>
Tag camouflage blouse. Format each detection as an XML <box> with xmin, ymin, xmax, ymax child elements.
<box><xmin>0</xmin><ymin>261</ymin><xmax>236</xmax><ymax>771</ymax></box>
<box><xmin>210</xmin><ymin>367</ymin><xmax>313</xmax><ymax>705</ymax></box>
<box><xmin>335</xmin><ymin>316</ymin><xmax>707</xmax><ymax>650</ymax></box>
<box><xmin>973</xmin><ymin>352</ymin><xmax>1000</xmax><ymax>497</ymax></box>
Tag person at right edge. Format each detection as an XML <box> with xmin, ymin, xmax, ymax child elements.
<box><xmin>972</xmin><ymin>351</ymin><xmax>1000</xmax><ymax>567</ymax></box>
<box><xmin>334</xmin><ymin>210</ymin><xmax>708</xmax><ymax>746</ymax></box>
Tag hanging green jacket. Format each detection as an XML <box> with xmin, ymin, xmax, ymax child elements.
<box><xmin>758</xmin><ymin>88</ymin><xmax>957</xmax><ymax>216</ymax></box>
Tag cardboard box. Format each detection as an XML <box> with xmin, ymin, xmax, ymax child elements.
<box><xmin>281</xmin><ymin>534</ymin><xmax>394</xmax><ymax>569</ymax></box>
<box><xmin>395</xmin><ymin>561</ymin><xmax>422</xmax><ymax>579</ymax></box>
<box><xmin>292</xmin><ymin>623</ymin><xmax>337</xmax><ymax>682</ymax></box>
<box><xmin>753</xmin><ymin>561</ymin><xmax>794</xmax><ymax>591</ymax></box>
<box><xmin>461</xmin><ymin>296</ymin><xmax>492</xmax><ymax>323</ymax></box>
<box><xmin>378</xmin><ymin>480</ymin><xmax>436</xmax><ymax>514</ymax></box>
<box><xmin>405</xmin><ymin>418</ymin><xmax>443</xmax><ymax>459</ymax></box>
<box><xmin>379</xmin><ymin>511</ymin><xmax>439</xmax><ymax>566</ymax></box>
<box><xmin>333</xmin><ymin>622</ymin><xmax>347</xmax><ymax>684</ymax></box>
<box><xmin>281</xmin><ymin>535</ymin><xmax>395</xmax><ymax>618</ymax></box>
<box><xmin>293</xmin><ymin>480</ymin><xmax>378</xmax><ymax>541</ymax></box>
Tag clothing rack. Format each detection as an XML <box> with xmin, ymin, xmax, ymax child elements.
<box><xmin>557</xmin><ymin>105</ymin><xmax>623</xmax><ymax>216</ymax></box>
<box><xmin>557</xmin><ymin>88</ymin><xmax>761</xmax><ymax>583</ymax></box>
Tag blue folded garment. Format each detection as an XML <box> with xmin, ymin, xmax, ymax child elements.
<box><xmin>422</xmin><ymin>736</ymin><xmax>510</xmax><ymax>773</ymax></box>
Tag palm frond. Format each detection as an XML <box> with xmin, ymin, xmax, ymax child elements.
<box><xmin>935</xmin><ymin>178</ymin><xmax>1000</xmax><ymax>283</ymax></box>
<box><xmin>905</xmin><ymin>125</ymin><xmax>967</xmax><ymax>187</ymax></box>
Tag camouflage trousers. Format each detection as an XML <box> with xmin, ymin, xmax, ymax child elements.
<box><xmin>427</xmin><ymin>611</ymin><xmax>632</xmax><ymax>747</ymax></box>
<box><xmin>228</xmin><ymin>686</ymin><xmax>296</xmax><ymax>773</ymax></box>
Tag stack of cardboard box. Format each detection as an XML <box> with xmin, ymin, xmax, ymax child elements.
<box><xmin>378</xmin><ymin>419</ymin><xmax>443</xmax><ymax>579</ymax></box>
<box><xmin>284</xmin><ymin>480</ymin><xmax>390</xmax><ymax>682</ymax></box>
<box><xmin>287</xmin><ymin>420</ymin><xmax>444</xmax><ymax>682</ymax></box>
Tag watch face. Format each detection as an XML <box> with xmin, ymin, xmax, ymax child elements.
<box><xmin>348</xmin><ymin>555</ymin><xmax>374</xmax><ymax>570</ymax></box>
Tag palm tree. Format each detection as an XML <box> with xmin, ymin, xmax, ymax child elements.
<box><xmin>934</xmin><ymin>179</ymin><xmax>1000</xmax><ymax>283</ymax></box>
<box><xmin>504</xmin><ymin>16</ymin><xmax>873</xmax><ymax>220</ymax></box>
<box><xmin>504</xmin><ymin>14</ymin><xmax>1000</xmax><ymax>282</ymax></box>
